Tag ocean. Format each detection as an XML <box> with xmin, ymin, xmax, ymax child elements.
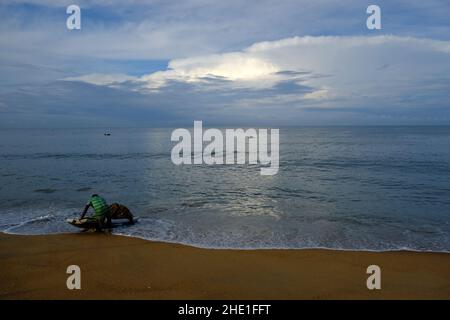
<box><xmin>0</xmin><ymin>126</ymin><xmax>449</xmax><ymax>251</ymax></box>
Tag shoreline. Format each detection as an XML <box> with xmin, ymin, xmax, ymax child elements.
<box><xmin>4</xmin><ymin>230</ymin><xmax>449</xmax><ymax>254</ymax></box>
<box><xmin>1</xmin><ymin>232</ymin><xmax>450</xmax><ymax>299</ymax></box>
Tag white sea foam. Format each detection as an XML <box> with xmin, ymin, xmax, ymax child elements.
<box><xmin>2</xmin><ymin>207</ymin><xmax>448</xmax><ymax>253</ymax></box>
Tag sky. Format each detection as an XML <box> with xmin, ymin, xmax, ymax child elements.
<box><xmin>1</xmin><ymin>0</ymin><xmax>450</xmax><ymax>127</ymax></box>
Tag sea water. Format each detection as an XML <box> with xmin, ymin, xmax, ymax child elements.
<box><xmin>0</xmin><ymin>126</ymin><xmax>449</xmax><ymax>251</ymax></box>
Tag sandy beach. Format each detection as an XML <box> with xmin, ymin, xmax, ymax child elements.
<box><xmin>0</xmin><ymin>232</ymin><xmax>449</xmax><ymax>299</ymax></box>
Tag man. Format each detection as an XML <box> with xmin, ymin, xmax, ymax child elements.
<box><xmin>80</xmin><ymin>194</ymin><xmax>111</xmax><ymax>230</ymax></box>
<box><xmin>81</xmin><ymin>194</ymin><xmax>134</xmax><ymax>230</ymax></box>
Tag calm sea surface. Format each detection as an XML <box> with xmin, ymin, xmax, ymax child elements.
<box><xmin>0</xmin><ymin>126</ymin><xmax>449</xmax><ymax>251</ymax></box>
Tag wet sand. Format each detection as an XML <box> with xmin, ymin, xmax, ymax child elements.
<box><xmin>0</xmin><ymin>232</ymin><xmax>449</xmax><ymax>299</ymax></box>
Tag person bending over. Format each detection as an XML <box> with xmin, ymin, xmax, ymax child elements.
<box><xmin>81</xmin><ymin>194</ymin><xmax>134</xmax><ymax>230</ymax></box>
<box><xmin>80</xmin><ymin>194</ymin><xmax>111</xmax><ymax>230</ymax></box>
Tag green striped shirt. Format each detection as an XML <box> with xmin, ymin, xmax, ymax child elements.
<box><xmin>89</xmin><ymin>196</ymin><xmax>109</xmax><ymax>218</ymax></box>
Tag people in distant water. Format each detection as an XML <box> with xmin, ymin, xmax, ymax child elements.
<box><xmin>81</xmin><ymin>194</ymin><xmax>134</xmax><ymax>230</ymax></box>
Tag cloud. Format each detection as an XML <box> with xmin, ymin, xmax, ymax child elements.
<box><xmin>140</xmin><ymin>54</ymin><xmax>281</xmax><ymax>90</ymax></box>
<box><xmin>70</xmin><ymin>35</ymin><xmax>450</xmax><ymax>106</ymax></box>
<box><xmin>2</xmin><ymin>1</ymin><xmax>450</xmax><ymax>126</ymax></box>
<box><xmin>303</xmin><ymin>89</ymin><xmax>333</xmax><ymax>100</ymax></box>
<box><xmin>63</xmin><ymin>73</ymin><xmax>137</xmax><ymax>86</ymax></box>
<box><xmin>31</xmin><ymin>34</ymin><xmax>448</xmax><ymax>127</ymax></box>
<box><xmin>2</xmin><ymin>0</ymin><xmax>450</xmax><ymax>63</ymax></box>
